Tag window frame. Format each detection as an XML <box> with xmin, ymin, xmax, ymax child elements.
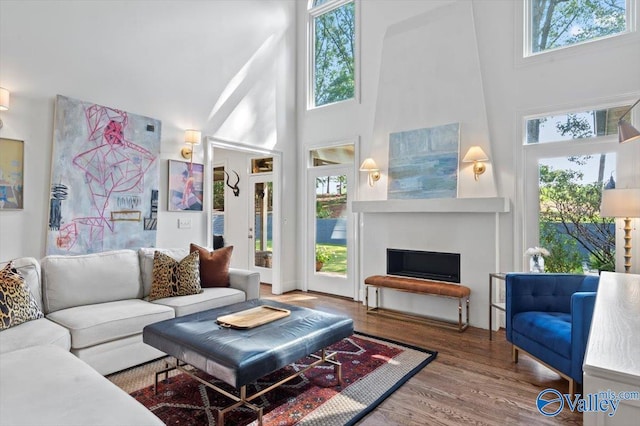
<box><xmin>523</xmin><ymin>0</ymin><xmax>635</xmax><ymax>57</ymax></box>
<box><xmin>517</xmin><ymin>0</ymin><xmax>638</xmax><ymax>64</ymax></box>
<box><xmin>523</xmin><ymin>105</ymin><xmax>631</xmax><ymax>145</ymax></box>
<box><xmin>306</xmin><ymin>0</ymin><xmax>360</xmax><ymax>110</ymax></box>
<box><xmin>516</xmin><ymin>98</ymin><xmax>636</xmax><ymax>272</ymax></box>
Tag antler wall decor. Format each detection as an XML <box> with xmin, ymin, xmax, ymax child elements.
<box><xmin>225</xmin><ymin>170</ymin><xmax>240</xmax><ymax>197</ymax></box>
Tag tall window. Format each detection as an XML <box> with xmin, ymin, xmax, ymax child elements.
<box><xmin>523</xmin><ymin>104</ymin><xmax>631</xmax><ymax>272</ymax></box>
<box><xmin>526</xmin><ymin>0</ymin><xmax>630</xmax><ymax>56</ymax></box>
<box><xmin>308</xmin><ymin>0</ymin><xmax>356</xmax><ymax>108</ymax></box>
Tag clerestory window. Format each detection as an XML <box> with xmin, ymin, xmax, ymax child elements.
<box><xmin>307</xmin><ymin>0</ymin><xmax>357</xmax><ymax>108</ymax></box>
<box><xmin>525</xmin><ymin>0</ymin><xmax>631</xmax><ymax>56</ymax></box>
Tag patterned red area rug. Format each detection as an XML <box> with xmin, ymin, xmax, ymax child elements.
<box><xmin>128</xmin><ymin>332</ymin><xmax>436</xmax><ymax>425</ymax></box>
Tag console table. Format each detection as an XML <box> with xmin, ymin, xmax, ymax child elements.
<box><xmin>583</xmin><ymin>272</ymin><xmax>640</xmax><ymax>426</ymax></box>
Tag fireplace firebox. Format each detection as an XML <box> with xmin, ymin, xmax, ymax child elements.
<box><xmin>387</xmin><ymin>248</ymin><xmax>460</xmax><ymax>283</ymax></box>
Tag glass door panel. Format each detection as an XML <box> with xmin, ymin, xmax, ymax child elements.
<box><xmin>315</xmin><ymin>175</ymin><xmax>347</xmax><ymax>277</ymax></box>
<box><xmin>307</xmin><ymin>166</ymin><xmax>354</xmax><ymax>299</ymax></box>
<box><xmin>253</xmin><ymin>181</ymin><xmax>273</xmax><ymax>269</ymax></box>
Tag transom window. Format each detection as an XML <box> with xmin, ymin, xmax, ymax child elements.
<box><xmin>308</xmin><ymin>0</ymin><xmax>357</xmax><ymax>108</ymax></box>
<box><xmin>309</xmin><ymin>144</ymin><xmax>355</xmax><ymax>166</ymax></box>
<box><xmin>251</xmin><ymin>157</ymin><xmax>274</xmax><ymax>174</ymax></box>
<box><xmin>525</xmin><ymin>0</ymin><xmax>631</xmax><ymax>56</ymax></box>
<box><xmin>525</xmin><ymin>104</ymin><xmax>632</xmax><ymax>144</ymax></box>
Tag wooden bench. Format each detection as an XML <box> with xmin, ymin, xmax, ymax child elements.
<box><xmin>364</xmin><ymin>275</ymin><xmax>471</xmax><ymax>332</ymax></box>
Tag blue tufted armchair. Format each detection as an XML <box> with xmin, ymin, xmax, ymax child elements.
<box><xmin>506</xmin><ymin>273</ymin><xmax>599</xmax><ymax>395</ymax></box>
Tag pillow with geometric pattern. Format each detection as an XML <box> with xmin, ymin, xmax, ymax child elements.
<box><xmin>0</xmin><ymin>261</ymin><xmax>44</xmax><ymax>330</ymax></box>
<box><xmin>148</xmin><ymin>251</ymin><xmax>202</xmax><ymax>301</ymax></box>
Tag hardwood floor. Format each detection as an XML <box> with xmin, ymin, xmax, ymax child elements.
<box><xmin>260</xmin><ymin>285</ymin><xmax>582</xmax><ymax>426</ymax></box>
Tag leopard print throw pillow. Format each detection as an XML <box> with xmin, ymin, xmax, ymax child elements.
<box><xmin>148</xmin><ymin>251</ymin><xmax>202</xmax><ymax>301</ymax></box>
<box><xmin>0</xmin><ymin>261</ymin><xmax>44</xmax><ymax>330</ymax></box>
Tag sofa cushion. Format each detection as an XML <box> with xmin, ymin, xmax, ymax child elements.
<box><xmin>0</xmin><ymin>345</ymin><xmax>164</xmax><ymax>426</ymax></box>
<box><xmin>42</xmin><ymin>249</ymin><xmax>142</xmax><ymax>313</ymax></box>
<box><xmin>0</xmin><ymin>317</ymin><xmax>70</xmax><ymax>353</ymax></box>
<box><xmin>138</xmin><ymin>248</ymin><xmax>189</xmax><ymax>297</ymax></box>
<box><xmin>72</xmin><ymin>334</ymin><xmax>167</xmax><ymax>376</ymax></box>
<box><xmin>46</xmin><ymin>299</ymin><xmax>174</xmax><ymax>349</ymax></box>
<box><xmin>190</xmin><ymin>244</ymin><xmax>233</xmax><ymax>288</ymax></box>
<box><xmin>512</xmin><ymin>311</ymin><xmax>572</xmax><ymax>359</ymax></box>
<box><xmin>0</xmin><ymin>262</ymin><xmax>44</xmax><ymax>330</ymax></box>
<box><xmin>148</xmin><ymin>251</ymin><xmax>202</xmax><ymax>301</ymax></box>
<box><xmin>152</xmin><ymin>287</ymin><xmax>246</xmax><ymax>317</ymax></box>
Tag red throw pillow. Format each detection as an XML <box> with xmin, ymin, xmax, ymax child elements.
<box><xmin>190</xmin><ymin>244</ymin><xmax>233</xmax><ymax>288</ymax></box>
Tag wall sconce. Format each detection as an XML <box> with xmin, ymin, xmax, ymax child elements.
<box><xmin>359</xmin><ymin>158</ymin><xmax>380</xmax><ymax>187</ymax></box>
<box><xmin>462</xmin><ymin>146</ymin><xmax>489</xmax><ymax>181</ymax></box>
<box><xmin>0</xmin><ymin>87</ymin><xmax>10</xmax><ymax>129</ymax></box>
<box><xmin>181</xmin><ymin>129</ymin><xmax>201</xmax><ymax>160</ymax></box>
<box><xmin>618</xmin><ymin>98</ymin><xmax>640</xmax><ymax>144</ymax></box>
<box><xmin>600</xmin><ymin>188</ymin><xmax>640</xmax><ymax>273</ymax></box>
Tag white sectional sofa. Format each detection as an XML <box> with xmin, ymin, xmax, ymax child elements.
<box><xmin>1</xmin><ymin>345</ymin><xmax>165</xmax><ymax>426</ymax></box>
<box><xmin>0</xmin><ymin>248</ymin><xmax>260</xmax><ymax>426</ymax></box>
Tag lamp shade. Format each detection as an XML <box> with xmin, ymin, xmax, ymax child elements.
<box><xmin>618</xmin><ymin>120</ymin><xmax>640</xmax><ymax>144</ymax></box>
<box><xmin>0</xmin><ymin>87</ymin><xmax>9</xmax><ymax>111</ymax></box>
<box><xmin>462</xmin><ymin>146</ymin><xmax>489</xmax><ymax>162</ymax></box>
<box><xmin>359</xmin><ymin>158</ymin><xmax>379</xmax><ymax>171</ymax></box>
<box><xmin>184</xmin><ymin>129</ymin><xmax>201</xmax><ymax>145</ymax></box>
<box><xmin>600</xmin><ymin>188</ymin><xmax>640</xmax><ymax>218</ymax></box>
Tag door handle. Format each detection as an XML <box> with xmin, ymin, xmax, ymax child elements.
<box><xmin>248</xmin><ymin>235</ymin><xmax>253</xmax><ymax>239</ymax></box>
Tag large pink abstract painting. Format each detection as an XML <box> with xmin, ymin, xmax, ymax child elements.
<box><xmin>47</xmin><ymin>95</ymin><xmax>161</xmax><ymax>255</ymax></box>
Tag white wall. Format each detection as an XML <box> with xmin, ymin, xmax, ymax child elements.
<box><xmin>0</xmin><ymin>0</ymin><xmax>297</xmax><ymax>288</ymax></box>
<box><xmin>297</xmin><ymin>0</ymin><xmax>640</xmax><ymax>326</ymax></box>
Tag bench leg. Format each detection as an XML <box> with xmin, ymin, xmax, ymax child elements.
<box><xmin>365</xmin><ymin>286</ymin><xmax>380</xmax><ymax>312</ymax></box>
<box><xmin>365</xmin><ymin>285</ymin><xmax>369</xmax><ymax>310</ymax></box>
<box><xmin>456</xmin><ymin>297</ymin><xmax>471</xmax><ymax>332</ymax></box>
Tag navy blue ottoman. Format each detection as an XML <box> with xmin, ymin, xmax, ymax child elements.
<box><xmin>143</xmin><ymin>299</ymin><xmax>354</xmax><ymax>425</ymax></box>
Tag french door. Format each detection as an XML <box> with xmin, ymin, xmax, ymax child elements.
<box><xmin>306</xmin><ymin>164</ymin><xmax>355</xmax><ymax>298</ymax></box>
<box><xmin>249</xmin><ymin>173</ymin><xmax>274</xmax><ymax>285</ymax></box>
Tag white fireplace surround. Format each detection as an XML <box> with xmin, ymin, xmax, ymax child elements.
<box><xmin>355</xmin><ymin>197</ymin><xmax>510</xmax><ymax>330</ymax></box>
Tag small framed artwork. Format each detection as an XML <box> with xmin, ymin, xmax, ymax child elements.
<box><xmin>168</xmin><ymin>160</ymin><xmax>204</xmax><ymax>211</ymax></box>
<box><xmin>0</xmin><ymin>138</ymin><xmax>24</xmax><ymax>210</ymax></box>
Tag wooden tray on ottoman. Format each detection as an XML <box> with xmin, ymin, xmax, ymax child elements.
<box><xmin>216</xmin><ymin>305</ymin><xmax>290</xmax><ymax>329</ymax></box>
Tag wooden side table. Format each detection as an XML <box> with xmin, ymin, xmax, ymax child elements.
<box><xmin>489</xmin><ymin>273</ymin><xmax>506</xmax><ymax>340</ymax></box>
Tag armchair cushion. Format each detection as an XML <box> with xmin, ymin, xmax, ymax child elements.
<box><xmin>512</xmin><ymin>311</ymin><xmax>571</xmax><ymax>358</ymax></box>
